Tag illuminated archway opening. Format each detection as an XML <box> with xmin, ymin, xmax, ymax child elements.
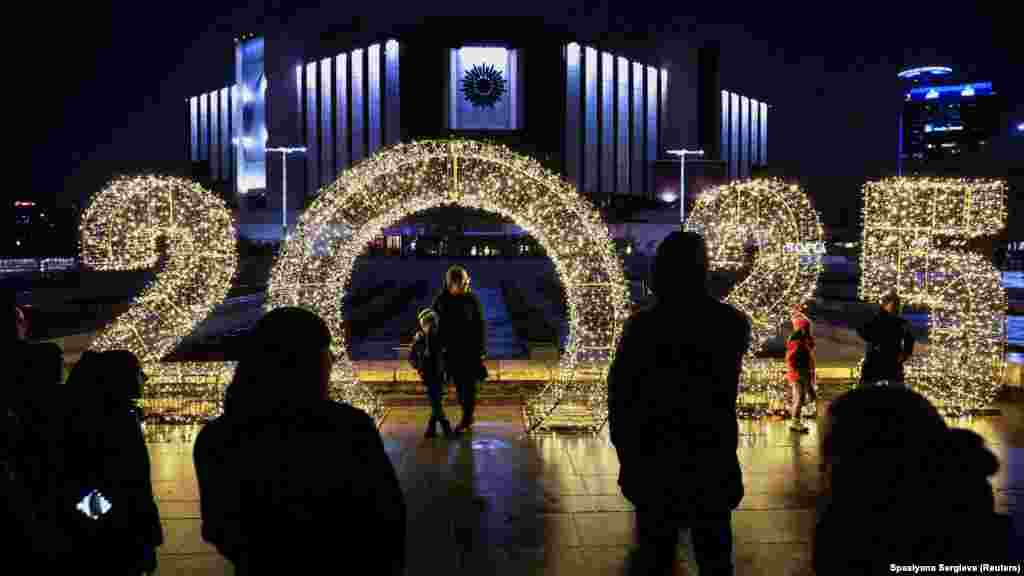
<box><xmin>267</xmin><ymin>140</ymin><xmax>631</xmax><ymax>431</ymax></box>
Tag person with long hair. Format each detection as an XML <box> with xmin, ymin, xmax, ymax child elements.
<box><xmin>194</xmin><ymin>307</ymin><xmax>406</xmax><ymax>575</ymax></box>
<box><xmin>62</xmin><ymin>349</ymin><xmax>162</xmax><ymax>575</ymax></box>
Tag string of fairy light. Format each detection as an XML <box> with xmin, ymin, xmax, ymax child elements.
<box><xmin>268</xmin><ymin>140</ymin><xmax>631</xmax><ymax>432</ymax></box>
<box><xmin>685</xmin><ymin>179</ymin><xmax>825</xmax><ymax>416</ymax></box>
<box><xmin>79</xmin><ymin>176</ymin><xmax>238</xmax><ymax>427</ymax></box>
<box><xmin>857</xmin><ymin>177</ymin><xmax>1007</xmax><ymax>414</ymax></box>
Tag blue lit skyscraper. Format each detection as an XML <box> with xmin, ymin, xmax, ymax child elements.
<box><xmin>898</xmin><ymin>66</ymin><xmax>1002</xmax><ymax>176</ymax></box>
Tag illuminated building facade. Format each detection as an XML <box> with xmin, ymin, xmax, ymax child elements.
<box><xmin>898</xmin><ymin>66</ymin><xmax>1003</xmax><ymax>176</ymax></box>
<box><xmin>184</xmin><ymin>20</ymin><xmax>771</xmax><ymax>239</ymax></box>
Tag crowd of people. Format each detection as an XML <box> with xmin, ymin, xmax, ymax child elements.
<box><xmin>2</xmin><ymin>231</ymin><xmax>1016</xmax><ymax>575</ymax></box>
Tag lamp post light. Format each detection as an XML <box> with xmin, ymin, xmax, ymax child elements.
<box><xmin>666</xmin><ymin>149</ymin><xmax>704</xmax><ymax>225</ymax></box>
<box><xmin>265</xmin><ymin>146</ymin><xmax>307</xmax><ymax>240</ymax></box>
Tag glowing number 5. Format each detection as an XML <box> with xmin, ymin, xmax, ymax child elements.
<box><xmin>685</xmin><ymin>180</ymin><xmax>824</xmax><ymax>412</ymax></box>
<box><xmin>858</xmin><ymin>178</ymin><xmax>1007</xmax><ymax>413</ymax></box>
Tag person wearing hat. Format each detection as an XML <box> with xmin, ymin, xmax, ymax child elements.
<box><xmin>785</xmin><ymin>305</ymin><xmax>817</xmax><ymax>432</ymax></box>
<box><xmin>857</xmin><ymin>290</ymin><xmax>915</xmax><ymax>388</ymax></box>
<box><xmin>409</xmin><ymin>308</ymin><xmax>454</xmax><ymax>438</ymax></box>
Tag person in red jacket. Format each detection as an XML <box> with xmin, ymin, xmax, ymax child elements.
<box><xmin>785</xmin><ymin>306</ymin><xmax>817</xmax><ymax>433</ymax></box>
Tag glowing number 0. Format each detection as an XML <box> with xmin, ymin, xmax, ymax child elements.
<box><xmin>685</xmin><ymin>179</ymin><xmax>824</xmax><ymax>413</ymax></box>
<box><xmin>858</xmin><ymin>178</ymin><xmax>1007</xmax><ymax>413</ymax></box>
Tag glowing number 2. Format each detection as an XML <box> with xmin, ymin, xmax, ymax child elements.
<box><xmin>79</xmin><ymin>175</ymin><xmax>238</xmax><ymax>385</ymax></box>
<box><xmin>858</xmin><ymin>178</ymin><xmax>1007</xmax><ymax>413</ymax></box>
<box><xmin>685</xmin><ymin>179</ymin><xmax>824</xmax><ymax>412</ymax></box>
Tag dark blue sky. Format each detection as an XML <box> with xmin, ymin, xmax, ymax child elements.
<box><xmin>28</xmin><ymin>1</ymin><xmax>1020</xmax><ymax>224</ymax></box>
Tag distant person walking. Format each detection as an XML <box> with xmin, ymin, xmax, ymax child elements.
<box><xmin>857</xmin><ymin>290</ymin><xmax>915</xmax><ymax>388</ymax></box>
<box><xmin>194</xmin><ymin>307</ymin><xmax>405</xmax><ymax>576</ymax></box>
<box><xmin>432</xmin><ymin>265</ymin><xmax>487</xmax><ymax>434</ymax></box>
<box><xmin>608</xmin><ymin>231</ymin><xmax>751</xmax><ymax>576</ymax></box>
<box><xmin>785</xmin><ymin>305</ymin><xmax>817</xmax><ymax>432</ymax></box>
<box><xmin>409</xmin><ymin>308</ymin><xmax>454</xmax><ymax>439</ymax></box>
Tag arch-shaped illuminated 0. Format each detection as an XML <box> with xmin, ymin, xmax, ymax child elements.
<box><xmin>897</xmin><ymin>66</ymin><xmax>953</xmax><ymax>79</ymax></box>
<box><xmin>267</xmin><ymin>139</ymin><xmax>632</xmax><ymax>432</ymax></box>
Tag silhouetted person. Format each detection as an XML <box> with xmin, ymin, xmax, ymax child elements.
<box><xmin>194</xmin><ymin>307</ymin><xmax>406</xmax><ymax>576</ymax></box>
<box><xmin>785</xmin><ymin>306</ymin><xmax>817</xmax><ymax>432</ymax></box>
<box><xmin>432</xmin><ymin>265</ymin><xmax>487</xmax><ymax>434</ymax></box>
<box><xmin>608</xmin><ymin>230</ymin><xmax>751</xmax><ymax>575</ymax></box>
<box><xmin>857</xmin><ymin>290</ymin><xmax>914</xmax><ymax>387</ymax></box>
<box><xmin>409</xmin><ymin>308</ymin><xmax>454</xmax><ymax>439</ymax></box>
<box><xmin>5</xmin><ymin>294</ymin><xmax>70</xmax><ymax>569</ymax></box>
<box><xmin>815</xmin><ymin>387</ymin><xmax>1012</xmax><ymax>573</ymax></box>
<box><xmin>62</xmin><ymin>350</ymin><xmax>162</xmax><ymax>575</ymax></box>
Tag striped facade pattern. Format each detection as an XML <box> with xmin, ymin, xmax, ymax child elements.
<box><xmin>187</xmin><ymin>86</ymin><xmax>238</xmax><ymax>190</ymax></box>
<box><xmin>564</xmin><ymin>44</ymin><xmax>666</xmax><ymax>199</ymax></box>
<box><xmin>720</xmin><ymin>89</ymin><xmax>768</xmax><ymax>179</ymax></box>
<box><xmin>296</xmin><ymin>39</ymin><xmax>401</xmax><ymax>197</ymax></box>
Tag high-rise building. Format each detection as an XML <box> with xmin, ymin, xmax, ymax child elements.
<box><xmin>897</xmin><ymin>66</ymin><xmax>1002</xmax><ymax>176</ymax></box>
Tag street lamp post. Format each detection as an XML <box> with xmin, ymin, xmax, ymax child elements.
<box><xmin>265</xmin><ymin>146</ymin><xmax>307</xmax><ymax>240</ymax></box>
<box><xmin>666</xmin><ymin>149</ymin><xmax>704</xmax><ymax>225</ymax></box>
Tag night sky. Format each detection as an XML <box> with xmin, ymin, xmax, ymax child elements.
<box><xmin>28</xmin><ymin>2</ymin><xmax>1020</xmax><ymax>228</ymax></box>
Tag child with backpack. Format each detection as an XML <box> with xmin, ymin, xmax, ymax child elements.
<box><xmin>409</xmin><ymin>308</ymin><xmax>454</xmax><ymax>439</ymax></box>
<box><xmin>786</xmin><ymin>306</ymin><xmax>817</xmax><ymax>433</ymax></box>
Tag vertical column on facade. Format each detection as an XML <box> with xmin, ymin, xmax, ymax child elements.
<box><xmin>720</xmin><ymin>90</ymin><xmax>730</xmax><ymax>179</ymax></box>
<box><xmin>220</xmin><ymin>88</ymin><xmax>231</xmax><ymax>190</ymax></box>
<box><xmin>211</xmin><ymin>89</ymin><xmax>220</xmax><ymax>182</ymax></box>
<box><xmin>384</xmin><ymin>39</ymin><xmax>400</xmax><ymax>147</ymax></box>
<box><xmin>351</xmin><ymin>48</ymin><xmax>365</xmax><ymax>164</ymax></box>
<box><xmin>367</xmin><ymin>43</ymin><xmax>382</xmax><ymax>156</ymax></box>
<box><xmin>320</xmin><ymin>57</ymin><xmax>334</xmax><ymax>188</ymax></box>
<box><xmin>760</xmin><ymin>102</ymin><xmax>768</xmax><ymax>166</ymax></box>
<box><xmin>234</xmin><ymin>84</ymin><xmax>244</xmax><ymax>194</ymax></box>
<box><xmin>564</xmin><ymin>43</ymin><xmax>581</xmax><ymax>190</ymax></box>
<box><xmin>335</xmin><ymin>54</ymin><xmax>349</xmax><ymax>174</ymax></box>
<box><xmin>305</xmin><ymin>61</ymin><xmax>318</xmax><ymax>196</ymax></box>
<box><xmin>615</xmin><ymin>56</ymin><xmax>629</xmax><ymax>196</ymax></box>
<box><xmin>730</xmin><ymin>92</ymin><xmax>739</xmax><ymax>180</ymax></box>
<box><xmin>739</xmin><ymin>95</ymin><xmax>749</xmax><ymax>178</ymax></box>
<box><xmin>583</xmin><ymin>46</ymin><xmax>598</xmax><ymax>197</ymax></box>
<box><xmin>646</xmin><ymin>66</ymin><xmax>658</xmax><ymax>199</ymax></box>
<box><xmin>630</xmin><ymin>62</ymin><xmax>643</xmax><ymax>196</ymax></box>
<box><xmin>190</xmin><ymin>97</ymin><xmax>198</xmax><ymax>162</ymax></box>
<box><xmin>750</xmin><ymin>98</ymin><xmax>760</xmax><ymax>172</ymax></box>
<box><xmin>600</xmin><ymin>52</ymin><xmax>614</xmax><ymax>199</ymax></box>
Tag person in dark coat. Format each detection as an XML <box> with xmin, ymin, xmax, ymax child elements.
<box><xmin>857</xmin><ymin>290</ymin><xmax>915</xmax><ymax>387</ymax></box>
<box><xmin>61</xmin><ymin>349</ymin><xmax>162</xmax><ymax>575</ymax></box>
<box><xmin>608</xmin><ymin>230</ymin><xmax>751</xmax><ymax>576</ymax></box>
<box><xmin>432</xmin><ymin>265</ymin><xmax>487</xmax><ymax>434</ymax></box>
<box><xmin>194</xmin><ymin>307</ymin><xmax>406</xmax><ymax>576</ymax></box>
<box><xmin>814</xmin><ymin>387</ymin><xmax>1012</xmax><ymax>573</ymax></box>
<box><xmin>409</xmin><ymin>307</ymin><xmax>454</xmax><ymax>438</ymax></box>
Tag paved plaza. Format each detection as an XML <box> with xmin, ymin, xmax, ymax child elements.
<box><xmin>148</xmin><ymin>392</ymin><xmax>1021</xmax><ymax>575</ymax></box>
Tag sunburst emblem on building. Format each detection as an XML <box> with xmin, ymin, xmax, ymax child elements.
<box><xmin>461</xmin><ymin>63</ymin><xmax>506</xmax><ymax>108</ymax></box>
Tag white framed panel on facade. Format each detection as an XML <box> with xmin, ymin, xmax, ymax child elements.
<box><xmin>320</xmin><ymin>58</ymin><xmax>334</xmax><ymax>188</ymax></box>
<box><xmin>384</xmin><ymin>40</ymin><xmax>400</xmax><ymax>146</ymax></box>
<box><xmin>199</xmin><ymin>93</ymin><xmax>209</xmax><ymax>161</ymax></box>
<box><xmin>739</xmin><ymin>95</ymin><xmax>749</xmax><ymax>178</ymax></box>
<box><xmin>600</xmin><ymin>52</ymin><xmax>614</xmax><ymax>197</ymax></box>
<box><xmin>631</xmin><ymin>62</ymin><xmax>643</xmax><ymax>196</ymax></box>
<box><xmin>730</xmin><ymin>92</ymin><xmax>739</xmax><ymax>179</ymax></box>
<box><xmin>190</xmin><ymin>97</ymin><xmax>198</xmax><ymax>162</ymax></box>
<box><xmin>720</xmin><ymin>91</ymin><xmax>730</xmax><ymax>176</ymax></box>
<box><xmin>335</xmin><ymin>54</ymin><xmax>349</xmax><ymax>173</ymax></box>
<box><xmin>583</xmin><ymin>46</ymin><xmax>598</xmax><ymax>196</ymax></box>
<box><xmin>350</xmin><ymin>48</ymin><xmax>365</xmax><ymax>164</ymax></box>
<box><xmin>306</xmin><ymin>62</ymin><xmax>318</xmax><ymax>194</ymax></box>
<box><xmin>367</xmin><ymin>43</ymin><xmax>381</xmax><ymax>155</ymax></box>
<box><xmin>220</xmin><ymin>89</ymin><xmax>231</xmax><ymax>186</ymax></box>
<box><xmin>760</xmin><ymin>102</ymin><xmax>768</xmax><ymax>165</ymax></box>
<box><xmin>615</xmin><ymin>57</ymin><xmax>629</xmax><ymax>196</ymax></box>
<box><xmin>210</xmin><ymin>90</ymin><xmax>220</xmax><ymax>180</ymax></box>
<box><xmin>646</xmin><ymin>66</ymin><xmax>658</xmax><ymax>197</ymax></box>
<box><xmin>750</xmin><ymin>98</ymin><xmax>760</xmax><ymax>170</ymax></box>
<box><xmin>564</xmin><ymin>43</ymin><xmax>581</xmax><ymax>189</ymax></box>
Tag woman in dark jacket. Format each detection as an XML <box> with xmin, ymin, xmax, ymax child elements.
<box><xmin>62</xmin><ymin>350</ymin><xmax>162</xmax><ymax>575</ymax></box>
<box><xmin>431</xmin><ymin>265</ymin><xmax>487</xmax><ymax>433</ymax></box>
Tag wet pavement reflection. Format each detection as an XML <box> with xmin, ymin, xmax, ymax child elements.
<box><xmin>148</xmin><ymin>396</ymin><xmax>1021</xmax><ymax>575</ymax></box>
